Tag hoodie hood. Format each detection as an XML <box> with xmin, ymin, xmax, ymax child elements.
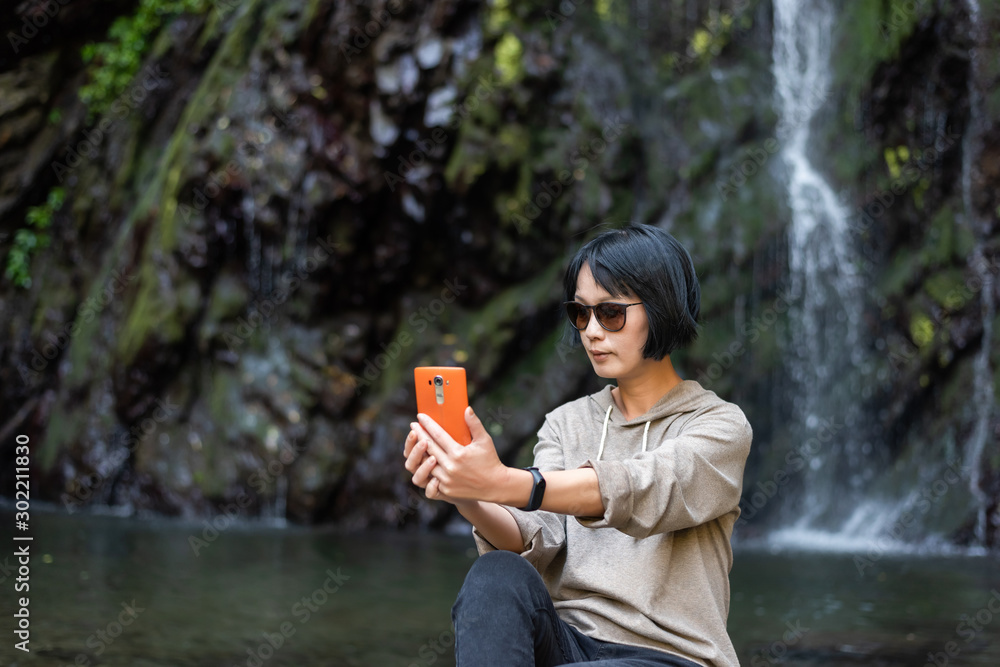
<box><xmin>589</xmin><ymin>380</ymin><xmax>717</xmax><ymax>425</ymax></box>
<box><xmin>588</xmin><ymin>380</ymin><xmax>721</xmax><ymax>460</ymax></box>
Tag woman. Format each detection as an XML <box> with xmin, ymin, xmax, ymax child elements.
<box><xmin>403</xmin><ymin>224</ymin><xmax>752</xmax><ymax>666</ymax></box>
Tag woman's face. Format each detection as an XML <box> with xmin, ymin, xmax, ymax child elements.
<box><xmin>573</xmin><ymin>263</ymin><xmax>651</xmax><ymax>380</ymax></box>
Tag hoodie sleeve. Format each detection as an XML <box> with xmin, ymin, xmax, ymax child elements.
<box><xmin>576</xmin><ymin>403</ymin><xmax>752</xmax><ymax>538</ymax></box>
<box><xmin>472</xmin><ymin>416</ymin><xmax>568</xmax><ymax>571</ymax></box>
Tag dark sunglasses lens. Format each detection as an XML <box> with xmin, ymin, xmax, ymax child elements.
<box><xmin>595</xmin><ymin>303</ymin><xmax>626</xmax><ymax>330</ymax></box>
<box><xmin>565</xmin><ymin>303</ymin><xmax>589</xmax><ymax>329</ymax></box>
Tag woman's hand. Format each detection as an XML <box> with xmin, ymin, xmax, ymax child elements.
<box><xmin>404</xmin><ymin>426</ymin><xmax>456</xmax><ymax>504</ymax></box>
<box><xmin>410</xmin><ymin>407</ymin><xmax>512</xmax><ymax>504</ymax></box>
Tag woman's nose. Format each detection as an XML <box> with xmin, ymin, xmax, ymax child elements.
<box><xmin>584</xmin><ymin>310</ymin><xmax>605</xmax><ymax>338</ymax></box>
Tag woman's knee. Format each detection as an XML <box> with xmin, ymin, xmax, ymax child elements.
<box><xmin>466</xmin><ymin>550</ymin><xmax>537</xmax><ymax>586</ymax></box>
<box><xmin>455</xmin><ymin>550</ymin><xmax>543</xmax><ymax>609</ymax></box>
<box><xmin>451</xmin><ymin>550</ymin><xmax>551</xmax><ymax>627</ymax></box>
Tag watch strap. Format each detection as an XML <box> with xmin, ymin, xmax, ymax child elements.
<box><xmin>518</xmin><ymin>466</ymin><xmax>546</xmax><ymax>512</ymax></box>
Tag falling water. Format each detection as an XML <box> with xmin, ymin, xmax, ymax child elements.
<box><xmin>771</xmin><ymin>0</ymin><xmax>872</xmax><ymax>535</ymax></box>
<box><xmin>272</xmin><ymin>474</ymin><xmax>289</xmax><ymax>528</ymax></box>
<box><xmin>961</xmin><ymin>0</ymin><xmax>995</xmax><ymax>546</ymax></box>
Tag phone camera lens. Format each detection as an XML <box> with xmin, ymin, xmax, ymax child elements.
<box><xmin>433</xmin><ymin>376</ymin><xmax>444</xmax><ymax>386</ymax></box>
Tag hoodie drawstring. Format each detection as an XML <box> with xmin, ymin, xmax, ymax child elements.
<box><xmin>596</xmin><ymin>403</ymin><xmax>652</xmax><ymax>460</ymax></box>
<box><xmin>596</xmin><ymin>405</ymin><xmax>612</xmax><ymax>461</ymax></box>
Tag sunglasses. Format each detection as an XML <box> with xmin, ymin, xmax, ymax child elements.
<box><xmin>564</xmin><ymin>301</ymin><xmax>643</xmax><ymax>332</ymax></box>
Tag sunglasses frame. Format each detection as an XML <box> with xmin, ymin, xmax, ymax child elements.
<box><xmin>564</xmin><ymin>301</ymin><xmax>643</xmax><ymax>332</ymax></box>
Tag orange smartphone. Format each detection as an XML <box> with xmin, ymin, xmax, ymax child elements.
<box><xmin>414</xmin><ymin>366</ymin><xmax>472</xmax><ymax>445</ymax></box>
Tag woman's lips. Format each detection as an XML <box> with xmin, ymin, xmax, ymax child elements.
<box><xmin>590</xmin><ymin>350</ymin><xmax>611</xmax><ymax>361</ymax></box>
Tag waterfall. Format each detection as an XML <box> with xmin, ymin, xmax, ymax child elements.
<box><xmin>769</xmin><ymin>0</ymin><xmax>875</xmax><ymax>540</ymax></box>
<box><xmin>961</xmin><ymin>0</ymin><xmax>995</xmax><ymax>547</ymax></box>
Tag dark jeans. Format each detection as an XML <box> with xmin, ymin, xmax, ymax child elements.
<box><xmin>452</xmin><ymin>550</ymin><xmax>700</xmax><ymax>667</ymax></box>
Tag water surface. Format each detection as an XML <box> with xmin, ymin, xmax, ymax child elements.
<box><xmin>2</xmin><ymin>508</ymin><xmax>998</xmax><ymax>666</ymax></box>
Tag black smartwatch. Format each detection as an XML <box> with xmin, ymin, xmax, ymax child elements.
<box><xmin>518</xmin><ymin>467</ymin><xmax>546</xmax><ymax>512</ymax></box>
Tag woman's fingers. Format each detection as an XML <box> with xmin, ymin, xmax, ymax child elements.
<box><xmin>404</xmin><ymin>437</ymin><xmax>430</xmax><ymax>474</ymax></box>
<box><xmin>416</xmin><ymin>413</ymin><xmax>461</xmax><ymax>457</ymax></box>
<box><xmin>465</xmin><ymin>406</ymin><xmax>488</xmax><ymax>442</ymax></box>
<box><xmin>410</xmin><ymin>420</ymin><xmax>455</xmax><ymax>474</ymax></box>
<box><xmin>411</xmin><ymin>452</ymin><xmax>437</xmax><ymax>489</ymax></box>
<box><xmin>403</xmin><ymin>428</ymin><xmax>418</xmax><ymax>458</ymax></box>
<box><xmin>404</xmin><ymin>423</ymin><xmax>431</xmax><ymax>458</ymax></box>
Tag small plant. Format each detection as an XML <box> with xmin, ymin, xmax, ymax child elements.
<box><xmin>5</xmin><ymin>188</ymin><xmax>65</xmax><ymax>289</ymax></box>
<box><xmin>78</xmin><ymin>0</ymin><xmax>207</xmax><ymax>119</ymax></box>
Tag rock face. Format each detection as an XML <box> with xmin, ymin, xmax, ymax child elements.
<box><xmin>0</xmin><ymin>1</ymin><xmax>997</xmax><ymax>546</ymax></box>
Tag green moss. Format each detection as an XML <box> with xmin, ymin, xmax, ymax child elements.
<box><xmin>38</xmin><ymin>409</ymin><xmax>84</xmax><ymax>471</ymax></box>
<box><xmin>80</xmin><ymin>0</ymin><xmax>210</xmax><ymax>120</ymax></box>
<box><xmin>909</xmin><ymin>311</ymin><xmax>935</xmax><ymax>349</ymax></box>
<box><xmin>455</xmin><ymin>257</ymin><xmax>563</xmax><ymax>376</ymax></box>
<box><xmin>487</xmin><ymin>0</ymin><xmax>514</xmax><ymax>33</ymax></box>
<box><xmin>919</xmin><ymin>204</ymin><xmax>962</xmax><ymax>267</ymax></box>
<box><xmin>832</xmin><ymin>0</ymin><xmax>934</xmax><ymax>101</ymax></box>
<box><xmin>880</xmin><ymin>251</ymin><xmax>919</xmax><ymax>298</ymax></box>
<box><xmin>494</xmin><ymin>33</ymin><xmax>524</xmax><ymax>85</ymax></box>
<box><xmin>116</xmin><ymin>255</ymin><xmax>199</xmax><ymax>364</ymax></box>
<box><xmin>688</xmin><ymin>10</ymin><xmax>736</xmax><ymax>66</ymax></box>
<box><xmin>668</xmin><ymin>64</ymin><xmax>762</xmax><ymax>160</ymax></box>
<box><xmin>924</xmin><ymin>269</ymin><xmax>970</xmax><ymax>311</ymax></box>
<box><xmin>112</xmin><ymin>0</ymin><xmax>267</xmax><ymax>363</ymax></box>
<box><xmin>444</xmin><ymin>125</ymin><xmax>491</xmax><ymax>191</ymax></box>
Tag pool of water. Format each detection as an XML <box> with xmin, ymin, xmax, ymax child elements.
<box><xmin>2</xmin><ymin>508</ymin><xmax>998</xmax><ymax>666</ymax></box>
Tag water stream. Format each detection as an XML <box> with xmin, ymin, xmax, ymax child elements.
<box><xmin>771</xmin><ymin>0</ymin><xmax>880</xmax><ymax>542</ymax></box>
<box><xmin>960</xmin><ymin>0</ymin><xmax>996</xmax><ymax>548</ymax></box>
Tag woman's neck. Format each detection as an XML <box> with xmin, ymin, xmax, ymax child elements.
<box><xmin>611</xmin><ymin>357</ymin><xmax>683</xmax><ymax>421</ymax></box>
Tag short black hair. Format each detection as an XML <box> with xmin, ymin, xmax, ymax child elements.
<box><xmin>562</xmin><ymin>224</ymin><xmax>700</xmax><ymax>359</ymax></box>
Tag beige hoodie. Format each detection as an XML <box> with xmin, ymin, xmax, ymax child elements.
<box><xmin>472</xmin><ymin>380</ymin><xmax>752</xmax><ymax>666</ymax></box>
